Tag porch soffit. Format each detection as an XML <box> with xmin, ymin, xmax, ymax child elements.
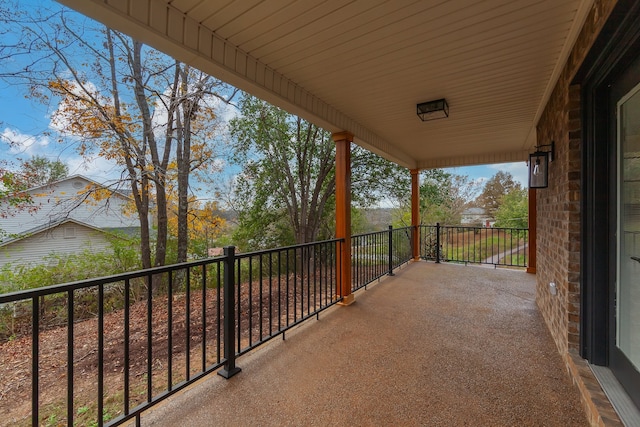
<box><xmin>56</xmin><ymin>0</ymin><xmax>594</xmax><ymax>170</ymax></box>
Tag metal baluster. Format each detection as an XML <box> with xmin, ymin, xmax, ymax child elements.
<box><xmin>67</xmin><ymin>289</ymin><xmax>74</xmax><ymax>426</ymax></box>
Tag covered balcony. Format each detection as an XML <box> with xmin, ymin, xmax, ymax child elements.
<box><xmin>3</xmin><ymin>0</ymin><xmax>639</xmax><ymax>425</ymax></box>
<box><xmin>0</xmin><ymin>227</ymin><xmax>612</xmax><ymax>426</ymax></box>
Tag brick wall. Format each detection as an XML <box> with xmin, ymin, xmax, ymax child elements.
<box><xmin>536</xmin><ymin>0</ymin><xmax>617</xmax><ymax>357</ymax></box>
<box><xmin>536</xmin><ymin>0</ymin><xmax>622</xmax><ymax>424</ymax></box>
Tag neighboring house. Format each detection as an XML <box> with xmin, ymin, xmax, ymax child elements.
<box><xmin>0</xmin><ymin>219</ymin><xmax>116</xmax><ymax>268</ymax></box>
<box><xmin>0</xmin><ymin>175</ymin><xmax>138</xmax><ymax>269</ymax></box>
<box><xmin>460</xmin><ymin>207</ymin><xmax>494</xmax><ymax>227</ymax></box>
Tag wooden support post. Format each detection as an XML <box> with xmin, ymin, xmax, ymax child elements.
<box><xmin>411</xmin><ymin>169</ymin><xmax>420</xmax><ymax>260</ymax></box>
<box><xmin>333</xmin><ymin>131</ymin><xmax>355</xmax><ymax>305</ymax></box>
<box><xmin>527</xmin><ymin>188</ymin><xmax>537</xmax><ymax>274</ymax></box>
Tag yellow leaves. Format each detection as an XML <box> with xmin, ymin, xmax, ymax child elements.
<box><xmin>166</xmin><ymin>199</ymin><xmax>226</xmax><ymax>242</ymax></box>
<box><xmin>47</xmin><ymin>79</ymin><xmax>68</xmax><ymax>94</ymax></box>
<box><xmin>122</xmin><ymin>198</ymin><xmax>139</xmax><ymax>217</ymax></box>
<box><xmin>72</xmin><ymin>184</ymin><xmax>113</xmax><ymax>206</ymax></box>
<box><xmin>49</xmin><ymin>79</ymin><xmax>139</xmax><ymax>153</ymax></box>
<box><xmin>90</xmin><ymin>187</ymin><xmax>113</xmax><ymax>202</ymax></box>
<box><xmin>111</xmin><ymin>113</ymin><xmax>135</xmax><ymax>134</ymax></box>
<box><xmin>78</xmin><ymin>142</ymin><xmax>88</xmax><ymax>157</ymax></box>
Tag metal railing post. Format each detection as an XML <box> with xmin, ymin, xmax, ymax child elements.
<box><xmin>410</xmin><ymin>225</ymin><xmax>415</xmax><ymax>261</ymax></box>
<box><xmin>218</xmin><ymin>246</ymin><xmax>241</xmax><ymax>379</ymax></box>
<box><xmin>435</xmin><ymin>222</ymin><xmax>441</xmax><ymax>264</ymax></box>
<box><xmin>388</xmin><ymin>225</ymin><xmax>395</xmax><ymax>276</ymax></box>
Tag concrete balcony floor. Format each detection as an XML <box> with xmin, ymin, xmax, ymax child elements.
<box><xmin>138</xmin><ymin>261</ymin><xmax>588</xmax><ymax>426</ymax></box>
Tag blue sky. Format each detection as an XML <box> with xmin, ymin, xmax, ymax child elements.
<box><xmin>0</xmin><ymin>0</ymin><xmax>529</xmax><ymax>196</ymax></box>
<box><xmin>452</xmin><ymin>162</ymin><xmax>529</xmax><ymax>191</ymax></box>
<box><xmin>0</xmin><ymin>0</ymin><xmax>113</xmax><ymax>179</ymax></box>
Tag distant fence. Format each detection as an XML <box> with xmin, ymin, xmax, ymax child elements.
<box><xmin>420</xmin><ymin>224</ymin><xmax>528</xmax><ymax>268</ymax></box>
<box><xmin>351</xmin><ymin>226</ymin><xmax>413</xmax><ymax>292</ymax></box>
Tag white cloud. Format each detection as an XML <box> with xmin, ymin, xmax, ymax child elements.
<box><xmin>472</xmin><ymin>176</ymin><xmax>488</xmax><ymax>186</ymax></box>
<box><xmin>65</xmin><ymin>154</ymin><xmax>121</xmax><ymax>182</ymax></box>
<box><xmin>215</xmin><ymin>97</ymin><xmax>240</xmax><ymax>123</ymax></box>
<box><xmin>0</xmin><ymin>127</ymin><xmax>121</xmax><ymax>185</ymax></box>
<box><xmin>1</xmin><ymin>128</ymin><xmax>51</xmax><ymax>156</ymax></box>
<box><xmin>488</xmin><ymin>161</ymin><xmax>529</xmax><ymax>188</ymax></box>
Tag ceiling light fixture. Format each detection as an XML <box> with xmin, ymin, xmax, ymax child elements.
<box><xmin>417</xmin><ymin>98</ymin><xmax>449</xmax><ymax>121</ymax></box>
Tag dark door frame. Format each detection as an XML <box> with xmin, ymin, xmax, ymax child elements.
<box><xmin>575</xmin><ymin>0</ymin><xmax>640</xmax><ymax>401</ymax></box>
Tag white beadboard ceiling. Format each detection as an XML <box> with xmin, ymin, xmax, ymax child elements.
<box><xmin>57</xmin><ymin>0</ymin><xmax>594</xmax><ymax>169</ymax></box>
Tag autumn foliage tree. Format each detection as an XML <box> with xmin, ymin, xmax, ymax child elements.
<box><xmin>167</xmin><ymin>199</ymin><xmax>225</xmax><ymax>258</ymax></box>
<box><xmin>1</xmin><ymin>4</ymin><xmax>232</xmax><ymax>267</ymax></box>
<box><xmin>420</xmin><ymin>169</ymin><xmax>479</xmax><ymax>225</ymax></box>
<box><xmin>392</xmin><ymin>169</ymin><xmax>479</xmax><ymax>227</ymax></box>
<box><xmin>476</xmin><ymin>170</ymin><xmax>520</xmax><ymax>217</ymax></box>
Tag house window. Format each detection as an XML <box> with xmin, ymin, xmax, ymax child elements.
<box><xmin>64</xmin><ymin>226</ymin><xmax>76</xmax><ymax>239</ymax></box>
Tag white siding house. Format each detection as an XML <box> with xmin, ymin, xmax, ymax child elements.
<box><xmin>0</xmin><ymin>219</ymin><xmax>114</xmax><ymax>268</ymax></box>
<box><xmin>460</xmin><ymin>207</ymin><xmax>495</xmax><ymax>227</ymax></box>
<box><xmin>0</xmin><ymin>175</ymin><xmax>138</xmax><ymax>269</ymax></box>
<box><xmin>1</xmin><ymin>175</ymin><xmax>136</xmax><ymax>236</ymax></box>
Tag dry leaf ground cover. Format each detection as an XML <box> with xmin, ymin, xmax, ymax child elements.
<box><xmin>0</xmin><ymin>273</ymin><xmax>336</xmax><ymax>426</ymax></box>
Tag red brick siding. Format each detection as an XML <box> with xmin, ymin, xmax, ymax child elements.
<box><xmin>536</xmin><ymin>0</ymin><xmax>617</xmax><ymax>357</ymax></box>
<box><xmin>536</xmin><ymin>0</ymin><xmax>622</xmax><ymax>424</ymax></box>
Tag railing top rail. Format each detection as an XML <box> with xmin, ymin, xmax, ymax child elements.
<box><xmin>351</xmin><ymin>230</ymin><xmax>388</xmax><ymax>239</ymax></box>
<box><xmin>0</xmin><ymin>238</ymin><xmax>344</xmax><ymax>304</ymax></box>
<box><xmin>421</xmin><ymin>224</ymin><xmax>528</xmax><ymax>230</ymax></box>
<box><xmin>235</xmin><ymin>238</ymin><xmax>342</xmax><ymax>259</ymax></box>
<box><xmin>0</xmin><ymin>256</ymin><xmax>226</xmax><ymax>303</ymax></box>
<box><xmin>391</xmin><ymin>226</ymin><xmax>413</xmax><ymax>232</ymax></box>
<box><xmin>352</xmin><ymin>226</ymin><xmax>413</xmax><ymax>240</ymax></box>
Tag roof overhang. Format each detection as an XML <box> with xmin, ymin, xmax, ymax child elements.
<box><xmin>56</xmin><ymin>0</ymin><xmax>594</xmax><ymax>169</ymax></box>
<box><xmin>0</xmin><ymin>218</ymin><xmax>108</xmax><ymax>247</ymax></box>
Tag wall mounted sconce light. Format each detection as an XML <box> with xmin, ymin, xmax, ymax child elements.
<box><xmin>417</xmin><ymin>98</ymin><xmax>449</xmax><ymax>121</ymax></box>
<box><xmin>528</xmin><ymin>141</ymin><xmax>555</xmax><ymax>189</ymax></box>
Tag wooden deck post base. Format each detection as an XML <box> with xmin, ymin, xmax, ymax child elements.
<box><xmin>337</xmin><ymin>294</ymin><xmax>356</xmax><ymax>306</ymax></box>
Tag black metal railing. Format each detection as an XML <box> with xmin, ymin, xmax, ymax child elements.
<box><xmin>0</xmin><ymin>239</ymin><xmax>342</xmax><ymax>427</ymax></box>
<box><xmin>233</xmin><ymin>240</ymin><xmax>341</xmax><ymax>358</ymax></box>
<box><xmin>420</xmin><ymin>223</ymin><xmax>528</xmax><ymax>267</ymax></box>
<box><xmin>390</xmin><ymin>226</ymin><xmax>414</xmax><ymax>270</ymax></box>
<box><xmin>0</xmin><ymin>223</ymin><xmax>527</xmax><ymax>426</ymax></box>
<box><xmin>351</xmin><ymin>226</ymin><xmax>413</xmax><ymax>291</ymax></box>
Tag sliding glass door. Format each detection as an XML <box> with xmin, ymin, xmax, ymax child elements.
<box><xmin>613</xmin><ymin>81</ymin><xmax>640</xmax><ymax>407</ymax></box>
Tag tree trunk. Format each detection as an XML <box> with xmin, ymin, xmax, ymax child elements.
<box><xmin>107</xmin><ymin>30</ymin><xmax>153</xmax><ymax>268</ymax></box>
<box><xmin>131</xmin><ymin>40</ymin><xmax>169</xmax><ymax>266</ymax></box>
